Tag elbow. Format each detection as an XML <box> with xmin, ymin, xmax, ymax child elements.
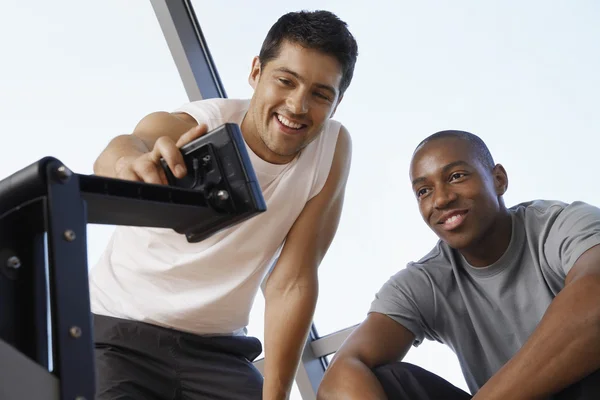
<box><xmin>317</xmin><ymin>371</ymin><xmax>338</xmax><ymax>400</ymax></box>
<box><xmin>92</xmin><ymin>155</ymin><xmax>104</xmax><ymax>176</ymax></box>
<box><xmin>316</xmin><ymin>386</ymin><xmax>334</xmax><ymax>400</ymax></box>
<box><xmin>316</xmin><ymin>355</ymin><xmax>352</xmax><ymax>400</ymax></box>
<box><xmin>92</xmin><ymin>148</ymin><xmax>114</xmax><ymax>177</ymax></box>
<box><xmin>92</xmin><ymin>134</ymin><xmax>136</xmax><ymax>177</ymax></box>
<box><xmin>318</xmin><ymin>350</ymin><xmax>389</xmax><ymax>400</ymax></box>
<box><xmin>265</xmin><ymin>269</ymin><xmax>319</xmax><ymax>300</ymax></box>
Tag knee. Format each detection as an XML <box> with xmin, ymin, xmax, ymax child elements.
<box><xmin>554</xmin><ymin>368</ymin><xmax>600</xmax><ymax>400</ymax></box>
<box><xmin>373</xmin><ymin>361</ymin><xmax>421</xmax><ymax>378</ymax></box>
<box><xmin>373</xmin><ymin>361</ymin><xmax>435</xmax><ymax>390</ymax></box>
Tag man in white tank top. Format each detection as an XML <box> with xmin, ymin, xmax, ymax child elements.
<box><xmin>90</xmin><ymin>10</ymin><xmax>358</xmax><ymax>400</ymax></box>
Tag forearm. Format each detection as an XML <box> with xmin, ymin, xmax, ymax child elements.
<box><xmin>318</xmin><ymin>357</ymin><xmax>387</xmax><ymax>400</ymax></box>
<box><xmin>93</xmin><ymin>134</ymin><xmax>149</xmax><ymax>177</ymax></box>
<box><xmin>263</xmin><ymin>280</ymin><xmax>318</xmax><ymax>399</ymax></box>
<box><xmin>474</xmin><ymin>276</ymin><xmax>600</xmax><ymax>400</ymax></box>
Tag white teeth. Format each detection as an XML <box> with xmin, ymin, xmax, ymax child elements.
<box><xmin>446</xmin><ymin>215</ymin><xmax>460</xmax><ymax>224</ymax></box>
<box><xmin>277</xmin><ymin>114</ymin><xmax>303</xmax><ymax>129</ymax></box>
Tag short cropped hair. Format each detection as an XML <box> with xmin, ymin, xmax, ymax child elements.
<box><xmin>415</xmin><ymin>130</ymin><xmax>496</xmax><ymax>170</ymax></box>
<box><xmin>259</xmin><ymin>10</ymin><xmax>359</xmax><ymax>95</ymax></box>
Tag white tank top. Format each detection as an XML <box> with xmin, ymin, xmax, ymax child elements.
<box><xmin>89</xmin><ymin>98</ymin><xmax>341</xmax><ymax>335</ymax></box>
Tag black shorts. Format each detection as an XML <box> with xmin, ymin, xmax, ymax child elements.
<box><xmin>374</xmin><ymin>362</ymin><xmax>600</xmax><ymax>400</ymax></box>
<box><xmin>93</xmin><ymin>314</ymin><xmax>263</xmax><ymax>400</ymax></box>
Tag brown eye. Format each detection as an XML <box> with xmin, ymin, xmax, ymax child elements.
<box><xmin>314</xmin><ymin>92</ymin><xmax>329</xmax><ymax>100</ymax></box>
<box><xmin>450</xmin><ymin>172</ymin><xmax>466</xmax><ymax>181</ymax></box>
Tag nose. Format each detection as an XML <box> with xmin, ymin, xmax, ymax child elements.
<box><xmin>433</xmin><ymin>185</ymin><xmax>457</xmax><ymax>210</ymax></box>
<box><xmin>286</xmin><ymin>89</ymin><xmax>309</xmax><ymax>115</ymax></box>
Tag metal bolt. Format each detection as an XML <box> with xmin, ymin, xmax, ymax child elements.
<box><xmin>64</xmin><ymin>230</ymin><xmax>76</xmax><ymax>241</ymax></box>
<box><xmin>6</xmin><ymin>256</ymin><xmax>21</xmax><ymax>269</ymax></box>
<box><xmin>55</xmin><ymin>165</ymin><xmax>73</xmax><ymax>183</ymax></box>
<box><xmin>70</xmin><ymin>326</ymin><xmax>82</xmax><ymax>338</ymax></box>
<box><xmin>216</xmin><ymin>190</ymin><xmax>229</xmax><ymax>201</ymax></box>
<box><xmin>202</xmin><ymin>155</ymin><xmax>211</xmax><ymax>165</ymax></box>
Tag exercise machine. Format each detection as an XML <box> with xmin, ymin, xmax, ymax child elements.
<box><xmin>0</xmin><ymin>125</ymin><xmax>266</xmax><ymax>399</ymax></box>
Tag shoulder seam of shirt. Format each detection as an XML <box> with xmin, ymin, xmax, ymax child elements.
<box><xmin>514</xmin><ymin>200</ymin><xmax>567</xmax><ymax>216</ymax></box>
<box><xmin>410</xmin><ymin>241</ymin><xmax>445</xmax><ymax>266</ymax></box>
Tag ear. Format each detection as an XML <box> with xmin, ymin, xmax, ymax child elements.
<box><xmin>492</xmin><ymin>164</ymin><xmax>509</xmax><ymax>196</ymax></box>
<box><xmin>248</xmin><ymin>56</ymin><xmax>261</xmax><ymax>90</ymax></box>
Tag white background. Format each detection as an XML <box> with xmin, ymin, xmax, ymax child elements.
<box><xmin>2</xmin><ymin>0</ymin><xmax>599</xmax><ymax>396</ymax></box>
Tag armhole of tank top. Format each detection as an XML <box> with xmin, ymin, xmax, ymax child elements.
<box><xmin>172</xmin><ymin>102</ymin><xmax>219</xmax><ymax>130</ymax></box>
<box><xmin>308</xmin><ymin>121</ymin><xmax>342</xmax><ymax>200</ymax></box>
<box><xmin>173</xmin><ymin>100</ymin><xmax>249</xmax><ymax>133</ymax></box>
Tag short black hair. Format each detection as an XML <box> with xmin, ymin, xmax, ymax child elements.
<box><xmin>258</xmin><ymin>10</ymin><xmax>358</xmax><ymax>96</ymax></box>
<box><xmin>415</xmin><ymin>130</ymin><xmax>495</xmax><ymax>170</ymax></box>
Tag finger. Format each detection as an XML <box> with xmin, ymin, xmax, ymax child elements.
<box><xmin>133</xmin><ymin>158</ymin><xmax>164</xmax><ymax>185</ymax></box>
<box><xmin>151</xmin><ymin>136</ymin><xmax>186</xmax><ymax>179</ymax></box>
<box><xmin>157</xmin><ymin>164</ymin><xmax>168</xmax><ymax>185</ymax></box>
<box><xmin>116</xmin><ymin>166</ymin><xmax>143</xmax><ymax>182</ymax></box>
<box><xmin>176</xmin><ymin>124</ymin><xmax>208</xmax><ymax>148</ymax></box>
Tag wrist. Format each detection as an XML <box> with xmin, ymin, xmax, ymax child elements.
<box><xmin>263</xmin><ymin>378</ymin><xmax>289</xmax><ymax>400</ymax></box>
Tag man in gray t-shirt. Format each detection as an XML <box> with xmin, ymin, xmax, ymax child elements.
<box><xmin>318</xmin><ymin>130</ymin><xmax>600</xmax><ymax>400</ymax></box>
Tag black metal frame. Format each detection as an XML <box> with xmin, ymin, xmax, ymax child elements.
<box><xmin>0</xmin><ymin>153</ymin><xmax>264</xmax><ymax>399</ymax></box>
<box><xmin>0</xmin><ymin>158</ymin><xmax>95</xmax><ymax>400</ymax></box>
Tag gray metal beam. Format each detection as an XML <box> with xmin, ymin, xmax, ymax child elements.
<box><xmin>253</xmin><ymin>323</ymin><xmax>359</xmax><ymax>371</ymax></box>
<box><xmin>149</xmin><ymin>0</ymin><xmax>226</xmax><ymax>101</ymax></box>
<box><xmin>295</xmin><ymin>325</ymin><xmax>328</xmax><ymax>399</ymax></box>
<box><xmin>252</xmin><ymin>326</ymin><xmax>327</xmax><ymax>400</ymax></box>
<box><xmin>310</xmin><ymin>324</ymin><xmax>358</xmax><ymax>359</ymax></box>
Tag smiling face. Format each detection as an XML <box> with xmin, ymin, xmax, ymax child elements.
<box><xmin>410</xmin><ymin>137</ymin><xmax>509</xmax><ymax>251</ymax></box>
<box><xmin>243</xmin><ymin>40</ymin><xmax>343</xmax><ymax>164</ymax></box>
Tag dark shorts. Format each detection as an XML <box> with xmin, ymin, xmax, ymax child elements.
<box><xmin>93</xmin><ymin>314</ymin><xmax>263</xmax><ymax>400</ymax></box>
<box><xmin>374</xmin><ymin>362</ymin><xmax>600</xmax><ymax>400</ymax></box>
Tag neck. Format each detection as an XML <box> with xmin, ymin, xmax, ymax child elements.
<box><xmin>460</xmin><ymin>208</ymin><xmax>512</xmax><ymax>268</ymax></box>
<box><xmin>240</xmin><ymin>107</ymin><xmax>294</xmax><ymax>165</ymax></box>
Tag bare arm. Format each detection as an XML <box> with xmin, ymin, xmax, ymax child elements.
<box><xmin>473</xmin><ymin>244</ymin><xmax>600</xmax><ymax>400</ymax></box>
<box><xmin>317</xmin><ymin>313</ymin><xmax>415</xmax><ymax>400</ymax></box>
<box><xmin>262</xmin><ymin>126</ymin><xmax>352</xmax><ymax>400</ymax></box>
<box><xmin>93</xmin><ymin>111</ymin><xmax>205</xmax><ymax>183</ymax></box>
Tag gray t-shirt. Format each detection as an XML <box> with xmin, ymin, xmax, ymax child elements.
<box><xmin>370</xmin><ymin>200</ymin><xmax>600</xmax><ymax>394</ymax></box>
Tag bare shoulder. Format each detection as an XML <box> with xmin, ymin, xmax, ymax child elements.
<box><xmin>336</xmin><ymin>123</ymin><xmax>352</xmax><ymax>158</ymax></box>
<box><xmin>323</xmin><ymin>123</ymin><xmax>352</xmax><ymax>194</ymax></box>
<box><xmin>134</xmin><ymin>111</ymin><xmax>198</xmax><ymax>132</ymax></box>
